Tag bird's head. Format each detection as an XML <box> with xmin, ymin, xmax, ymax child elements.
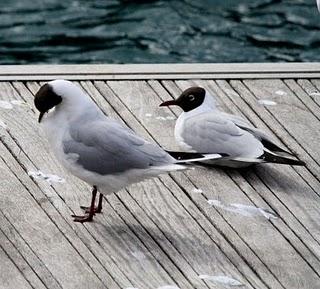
<box><xmin>34</xmin><ymin>79</ymin><xmax>85</xmax><ymax>123</ymax></box>
<box><xmin>159</xmin><ymin>86</ymin><xmax>206</xmax><ymax>112</ymax></box>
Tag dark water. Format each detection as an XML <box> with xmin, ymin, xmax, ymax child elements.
<box><xmin>1</xmin><ymin>0</ymin><xmax>319</xmax><ymax>64</ymax></box>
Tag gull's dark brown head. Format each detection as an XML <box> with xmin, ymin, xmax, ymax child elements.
<box><xmin>159</xmin><ymin>86</ymin><xmax>206</xmax><ymax>112</ymax></box>
<box><xmin>34</xmin><ymin>83</ymin><xmax>62</xmax><ymax>123</ymax></box>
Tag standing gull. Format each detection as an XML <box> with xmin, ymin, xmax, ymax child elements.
<box><xmin>160</xmin><ymin>87</ymin><xmax>305</xmax><ymax>168</ymax></box>
<box><xmin>34</xmin><ymin>80</ymin><xmax>221</xmax><ymax>223</ymax></box>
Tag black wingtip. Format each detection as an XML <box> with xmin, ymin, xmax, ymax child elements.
<box><xmin>165</xmin><ymin>150</ymin><xmax>206</xmax><ymax>161</ymax></box>
<box><xmin>292</xmin><ymin>159</ymin><xmax>306</xmax><ymax>166</ymax></box>
<box><xmin>261</xmin><ymin>151</ymin><xmax>306</xmax><ymax>166</ymax></box>
<box><xmin>260</xmin><ymin>139</ymin><xmax>294</xmax><ymax>156</ymax></box>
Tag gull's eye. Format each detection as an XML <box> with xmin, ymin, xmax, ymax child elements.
<box><xmin>189</xmin><ymin>94</ymin><xmax>195</xmax><ymax>101</ymax></box>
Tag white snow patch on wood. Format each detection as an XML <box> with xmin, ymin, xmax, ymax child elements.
<box><xmin>207</xmin><ymin>199</ymin><xmax>278</xmax><ymax>220</ymax></box>
<box><xmin>0</xmin><ymin>119</ymin><xmax>7</xmax><ymax>129</ymax></box>
<box><xmin>155</xmin><ymin>116</ymin><xmax>175</xmax><ymax>121</ymax></box>
<box><xmin>0</xmin><ymin>101</ymin><xmax>13</xmax><ymax>109</ymax></box>
<box><xmin>309</xmin><ymin>92</ymin><xmax>320</xmax><ymax>97</ymax></box>
<box><xmin>275</xmin><ymin>90</ymin><xmax>287</xmax><ymax>96</ymax></box>
<box><xmin>199</xmin><ymin>274</ymin><xmax>243</xmax><ymax>286</ymax></box>
<box><xmin>258</xmin><ymin>99</ymin><xmax>277</xmax><ymax>106</ymax></box>
<box><xmin>0</xmin><ymin>100</ymin><xmax>30</xmax><ymax>109</ymax></box>
<box><xmin>28</xmin><ymin>170</ymin><xmax>65</xmax><ymax>184</ymax></box>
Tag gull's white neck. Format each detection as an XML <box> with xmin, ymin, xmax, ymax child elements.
<box><xmin>174</xmin><ymin>92</ymin><xmax>216</xmax><ymax>151</ymax></box>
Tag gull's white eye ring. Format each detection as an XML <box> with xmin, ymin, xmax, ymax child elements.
<box><xmin>189</xmin><ymin>94</ymin><xmax>195</xmax><ymax>101</ymax></box>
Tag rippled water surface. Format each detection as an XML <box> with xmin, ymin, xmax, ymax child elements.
<box><xmin>1</xmin><ymin>0</ymin><xmax>319</xmax><ymax>64</ymax></box>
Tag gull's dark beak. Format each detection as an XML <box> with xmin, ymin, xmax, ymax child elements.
<box><xmin>38</xmin><ymin>112</ymin><xmax>45</xmax><ymax>123</ymax></box>
<box><xmin>159</xmin><ymin>100</ymin><xmax>177</xmax><ymax>107</ymax></box>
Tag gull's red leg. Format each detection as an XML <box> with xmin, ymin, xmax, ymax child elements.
<box><xmin>72</xmin><ymin>186</ymin><xmax>98</xmax><ymax>223</ymax></box>
<box><xmin>80</xmin><ymin>192</ymin><xmax>103</xmax><ymax>214</ymax></box>
<box><xmin>95</xmin><ymin>193</ymin><xmax>103</xmax><ymax>213</ymax></box>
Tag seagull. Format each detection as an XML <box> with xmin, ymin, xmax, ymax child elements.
<box><xmin>34</xmin><ymin>80</ymin><xmax>222</xmax><ymax>223</ymax></box>
<box><xmin>317</xmin><ymin>0</ymin><xmax>320</xmax><ymax>13</ymax></box>
<box><xmin>160</xmin><ymin>87</ymin><xmax>305</xmax><ymax>168</ymax></box>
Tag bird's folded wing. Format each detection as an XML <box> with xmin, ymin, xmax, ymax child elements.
<box><xmin>183</xmin><ymin>113</ymin><xmax>263</xmax><ymax>157</ymax></box>
<box><xmin>63</xmin><ymin>120</ymin><xmax>173</xmax><ymax>175</ymax></box>
<box><xmin>225</xmin><ymin>114</ymin><xmax>291</xmax><ymax>155</ymax></box>
<box><xmin>219</xmin><ymin>112</ymin><xmax>253</xmax><ymax>128</ymax></box>
<box><xmin>219</xmin><ymin>111</ymin><xmax>289</xmax><ymax>152</ymax></box>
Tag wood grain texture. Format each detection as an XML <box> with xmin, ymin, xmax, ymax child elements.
<box><xmin>93</xmin><ymin>80</ymin><xmax>251</xmax><ymax>289</ymax></box>
<box><xmin>104</xmin><ymin>82</ymin><xmax>258</xmax><ymax>288</ymax></box>
<box><xmin>7</xmin><ymin>82</ymin><xmax>186</xmax><ymax>289</ymax></box>
<box><xmin>162</xmin><ymin>80</ymin><xmax>320</xmax><ymax>289</ymax></box>
<box><xmin>0</xmin><ymin>63</ymin><xmax>320</xmax><ymax>80</ymax></box>
<box><xmin>0</xmin><ymin>145</ymin><xmax>107</xmax><ymax>289</ymax></box>
<box><xmin>193</xmin><ymin>79</ymin><xmax>320</xmax><ymax>274</ymax></box>
<box><xmin>105</xmin><ymin>80</ymin><xmax>281</xmax><ymax>289</ymax></box>
<box><xmin>308</xmin><ymin>79</ymin><xmax>320</xmax><ymax>109</ymax></box>
<box><xmin>0</xmin><ymin>241</ymin><xmax>34</xmax><ymax>289</ymax></box>
<box><xmin>0</xmin><ymin>67</ymin><xmax>319</xmax><ymax>289</ymax></box>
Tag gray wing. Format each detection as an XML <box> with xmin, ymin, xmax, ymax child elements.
<box><xmin>219</xmin><ymin>112</ymin><xmax>270</xmax><ymax>140</ymax></box>
<box><xmin>219</xmin><ymin>112</ymin><xmax>254</xmax><ymax>128</ymax></box>
<box><xmin>220</xmin><ymin>112</ymin><xmax>290</xmax><ymax>154</ymax></box>
<box><xmin>182</xmin><ymin>112</ymin><xmax>264</xmax><ymax>158</ymax></box>
<box><xmin>63</xmin><ymin>119</ymin><xmax>174</xmax><ymax>175</ymax></box>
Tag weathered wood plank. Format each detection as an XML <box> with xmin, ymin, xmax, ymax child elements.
<box><xmin>161</xmin><ymin>81</ymin><xmax>319</xmax><ymax>288</ymax></box>
<box><xmin>91</xmin><ymin>80</ymin><xmax>249</xmax><ymax>289</ymax></box>
<box><xmin>0</xmin><ymin>73</ymin><xmax>319</xmax><ymax>289</ymax></box>
<box><xmin>104</xmin><ymin>80</ymin><xmax>284</xmax><ymax>289</ymax></box>
<box><xmin>188</xmin><ymin>79</ymin><xmax>320</xmax><ymax>274</ymax></box>
<box><xmin>208</xmin><ymin>79</ymin><xmax>320</xmax><ymax>270</ymax></box>
<box><xmin>6</xmin><ymin>80</ymin><xmax>218</xmax><ymax>282</ymax></box>
<box><xmin>0</xmin><ymin>240</ymin><xmax>34</xmax><ymax>289</ymax></box>
<box><xmin>220</xmin><ymin>78</ymin><xmax>320</xmax><ymax>182</ymax></box>
<box><xmin>0</xmin><ymin>211</ymin><xmax>57</xmax><ymax>289</ymax></box>
<box><xmin>0</xmin><ymin>91</ymin><xmax>125</xmax><ymax>288</ymax></box>
<box><xmin>81</xmin><ymin>81</ymin><xmax>213</xmax><ymax>289</ymax></box>
<box><xmin>3</xmin><ymin>73</ymin><xmax>320</xmax><ymax>81</ymax></box>
<box><xmin>308</xmin><ymin>79</ymin><xmax>320</xmax><ymax>108</ymax></box>
<box><xmin>285</xmin><ymin>80</ymin><xmax>320</xmax><ymax>121</ymax></box>
<box><xmin>6</xmin><ymin>82</ymin><xmax>153</xmax><ymax>288</ymax></box>
<box><xmin>107</xmin><ymin>192</ymin><xmax>207</xmax><ymax>289</ymax></box>
<box><xmin>0</xmin><ymin>147</ymin><xmax>107</xmax><ymax>289</ymax></box>
<box><xmin>227</xmin><ymin>80</ymin><xmax>320</xmax><ymax>191</ymax></box>
<box><xmin>242</xmin><ymin>79</ymin><xmax>320</xmax><ymax>170</ymax></box>
<box><xmin>1</xmin><ymin>63</ymin><xmax>320</xmax><ymax>75</ymax></box>
<box><xmin>219</xmin><ymin>80</ymin><xmax>320</xmax><ymax>209</ymax></box>
<box><xmin>0</xmin><ymin>63</ymin><xmax>320</xmax><ymax>80</ymax></box>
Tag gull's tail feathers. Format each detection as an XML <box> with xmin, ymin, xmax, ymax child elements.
<box><xmin>166</xmin><ymin>149</ymin><xmax>305</xmax><ymax>168</ymax></box>
<box><xmin>166</xmin><ymin>150</ymin><xmax>224</xmax><ymax>164</ymax></box>
<box><xmin>261</xmin><ymin>150</ymin><xmax>305</xmax><ymax>166</ymax></box>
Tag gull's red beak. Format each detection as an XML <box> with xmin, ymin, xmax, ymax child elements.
<box><xmin>159</xmin><ymin>100</ymin><xmax>177</xmax><ymax>107</ymax></box>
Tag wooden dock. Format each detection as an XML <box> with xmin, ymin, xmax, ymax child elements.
<box><xmin>0</xmin><ymin>63</ymin><xmax>320</xmax><ymax>289</ymax></box>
